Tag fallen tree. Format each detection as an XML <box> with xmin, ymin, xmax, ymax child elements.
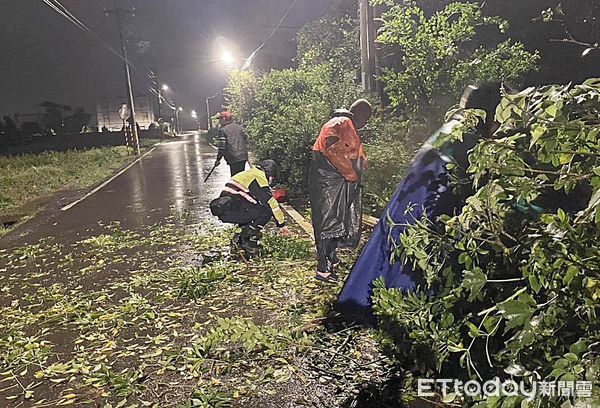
<box><xmin>373</xmin><ymin>79</ymin><xmax>600</xmax><ymax>407</ymax></box>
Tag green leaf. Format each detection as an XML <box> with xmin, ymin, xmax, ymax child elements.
<box><xmin>504</xmin><ymin>363</ymin><xmax>530</xmax><ymax>377</ymax></box>
<box><xmin>563</xmin><ymin>265</ymin><xmax>579</xmax><ymax>285</ymax></box>
<box><xmin>569</xmin><ymin>340</ymin><xmax>590</xmax><ymax>356</ymax></box>
<box><xmin>462</xmin><ymin>268</ymin><xmax>487</xmax><ymax>301</ymax></box>
<box><xmin>442</xmin><ymin>392</ymin><xmax>457</xmax><ymax>403</ymax></box>
<box><xmin>498</xmin><ymin>300</ymin><xmax>534</xmax><ymax>330</ymax></box>
<box><xmin>466</xmin><ymin>322</ymin><xmax>483</xmax><ymax>338</ymax></box>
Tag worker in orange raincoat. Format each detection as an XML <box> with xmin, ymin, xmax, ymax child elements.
<box><xmin>309</xmin><ymin>99</ymin><xmax>373</xmax><ymax>283</ymax></box>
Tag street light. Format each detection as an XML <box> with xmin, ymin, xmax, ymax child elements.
<box><xmin>221</xmin><ymin>49</ymin><xmax>236</xmax><ymax>67</ymax></box>
<box><xmin>206</xmin><ymin>94</ymin><xmax>219</xmax><ymax>130</ymax></box>
<box><xmin>157</xmin><ymin>84</ymin><xmax>170</xmax><ymax>123</ymax></box>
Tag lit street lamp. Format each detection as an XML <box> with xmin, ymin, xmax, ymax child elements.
<box><xmin>221</xmin><ymin>49</ymin><xmax>236</xmax><ymax>68</ymax></box>
<box><xmin>157</xmin><ymin>84</ymin><xmax>169</xmax><ymax>122</ymax></box>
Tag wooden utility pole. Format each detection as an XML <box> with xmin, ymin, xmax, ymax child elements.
<box><xmin>105</xmin><ymin>2</ymin><xmax>140</xmax><ymax>155</ymax></box>
<box><xmin>359</xmin><ymin>0</ymin><xmax>377</xmax><ymax>92</ymax></box>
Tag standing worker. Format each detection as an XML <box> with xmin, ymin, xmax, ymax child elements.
<box><xmin>309</xmin><ymin>99</ymin><xmax>373</xmax><ymax>283</ymax></box>
<box><xmin>210</xmin><ymin>160</ymin><xmax>292</xmax><ymax>258</ymax></box>
<box><xmin>215</xmin><ymin>111</ymin><xmax>249</xmax><ymax>176</ymax></box>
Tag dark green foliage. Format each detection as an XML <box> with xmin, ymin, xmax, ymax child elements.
<box><xmin>361</xmin><ymin>116</ymin><xmax>417</xmax><ymax>215</ymax></box>
<box><xmin>372</xmin><ymin>0</ymin><xmax>539</xmax><ymax>120</ymax></box>
<box><xmin>177</xmin><ymin>262</ymin><xmax>232</xmax><ymax>300</ymax></box>
<box><xmin>224</xmin><ymin>70</ymin><xmax>259</xmax><ymax>124</ymax></box>
<box><xmin>39</xmin><ymin>101</ymin><xmax>91</xmax><ymax>134</ymax></box>
<box><xmin>296</xmin><ymin>15</ymin><xmax>360</xmax><ymax>73</ymax></box>
<box><xmin>227</xmin><ymin>65</ymin><xmax>361</xmax><ymax>195</ymax></box>
<box><xmin>63</xmin><ymin>106</ymin><xmax>92</xmax><ymax>133</ymax></box>
<box><xmin>260</xmin><ymin>233</ymin><xmax>313</xmax><ymax>260</ymax></box>
<box><xmin>372</xmin><ymin>79</ymin><xmax>600</xmax><ymax>406</ymax></box>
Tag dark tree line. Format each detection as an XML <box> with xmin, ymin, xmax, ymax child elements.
<box><xmin>0</xmin><ymin>101</ymin><xmax>91</xmax><ymax>141</ymax></box>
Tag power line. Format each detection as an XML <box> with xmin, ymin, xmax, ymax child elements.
<box><xmin>240</xmin><ymin>0</ymin><xmax>299</xmax><ymax>71</ymax></box>
<box><xmin>40</xmin><ymin>0</ymin><xmax>129</xmax><ymax>66</ymax></box>
<box><xmin>40</xmin><ymin>0</ymin><xmax>159</xmax><ymax>88</ymax></box>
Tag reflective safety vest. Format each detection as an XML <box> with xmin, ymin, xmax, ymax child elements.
<box><xmin>221</xmin><ymin>167</ymin><xmax>286</xmax><ymax>227</ymax></box>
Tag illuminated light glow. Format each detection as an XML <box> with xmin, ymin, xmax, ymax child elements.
<box><xmin>221</xmin><ymin>49</ymin><xmax>235</xmax><ymax>66</ymax></box>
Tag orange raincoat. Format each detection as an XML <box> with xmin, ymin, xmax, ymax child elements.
<box><xmin>312</xmin><ymin>116</ymin><xmax>367</xmax><ymax>182</ymax></box>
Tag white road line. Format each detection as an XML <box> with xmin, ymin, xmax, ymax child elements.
<box><xmin>60</xmin><ymin>146</ymin><xmax>158</xmax><ymax>212</ymax></box>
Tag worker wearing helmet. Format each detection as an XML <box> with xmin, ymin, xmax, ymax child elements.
<box><xmin>210</xmin><ymin>159</ymin><xmax>292</xmax><ymax>258</ymax></box>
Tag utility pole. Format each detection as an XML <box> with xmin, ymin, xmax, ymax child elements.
<box><xmin>105</xmin><ymin>1</ymin><xmax>140</xmax><ymax>155</ymax></box>
<box><xmin>206</xmin><ymin>94</ymin><xmax>218</xmax><ymax>130</ymax></box>
<box><xmin>150</xmin><ymin>72</ymin><xmax>163</xmax><ymax>121</ymax></box>
<box><xmin>359</xmin><ymin>0</ymin><xmax>377</xmax><ymax>93</ymax></box>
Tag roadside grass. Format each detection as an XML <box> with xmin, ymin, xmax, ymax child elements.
<box><xmin>0</xmin><ymin>217</ymin><xmax>401</xmax><ymax>407</ymax></box>
<box><xmin>0</xmin><ymin>141</ymin><xmax>159</xmax><ymax>236</ymax></box>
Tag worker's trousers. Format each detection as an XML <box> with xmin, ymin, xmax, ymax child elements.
<box><xmin>316</xmin><ymin>237</ymin><xmax>341</xmax><ymax>273</ymax></box>
<box><xmin>218</xmin><ymin>196</ymin><xmax>271</xmax><ymax>229</ymax></box>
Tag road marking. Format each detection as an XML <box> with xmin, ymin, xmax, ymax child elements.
<box><xmin>61</xmin><ymin>146</ymin><xmax>157</xmax><ymax>212</ymax></box>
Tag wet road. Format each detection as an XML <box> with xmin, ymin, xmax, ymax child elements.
<box><xmin>0</xmin><ymin>132</ymin><xmax>230</xmax><ymax>249</ymax></box>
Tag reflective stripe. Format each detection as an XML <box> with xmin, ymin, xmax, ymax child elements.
<box><xmin>228</xmin><ymin>179</ymin><xmax>250</xmax><ymax>192</ymax></box>
<box><xmin>222</xmin><ymin>186</ymin><xmax>258</xmax><ymax>204</ymax></box>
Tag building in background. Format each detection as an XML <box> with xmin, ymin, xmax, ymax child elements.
<box><xmin>96</xmin><ymin>96</ymin><xmax>154</xmax><ymax>131</ymax></box>
<box><xmin>14</xmin><ymin>112</ymin><xmax>43</xmax><ymax>129</ymax></box>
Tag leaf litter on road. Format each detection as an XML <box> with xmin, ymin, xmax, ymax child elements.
<box><xmin>0</xmin><ymin>213</ymin><xmax>398</xmax><ymax>407</ymax></box>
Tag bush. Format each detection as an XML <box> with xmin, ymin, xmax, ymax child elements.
<box><xmin>224</xmin><ymin>15</ymin><xmax>364</xmax><ymax>196</ymax></box>
<box><xmin>228</xmin><ymin>64</ymin><xmax>361</xmax><ymax>195</ymax></box>
<box><xmin>361</xmin><ymin>116</ymin><xmax>417</xmax><ymax>215</ymax></box>
<box><xmin>225</xmin><ymin>70</ymin><xmax>259</xmax><ymax>124</ymax></box>
<box><xmin>372</xmin><ymin>79</ymin><xmax>600</xmax><ymax>406</ymax></box>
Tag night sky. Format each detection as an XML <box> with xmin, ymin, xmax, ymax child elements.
<box><xmin>1</xmin><ymin>0</ymin><xmax>598</xmax><ymax>126</ymax></box>
<box><xmin>0</xmin><ymin>0</ymin><xmax>332</xmax><ymax>124</ymax></box>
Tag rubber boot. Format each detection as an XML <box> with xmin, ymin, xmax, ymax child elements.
<box><xmin>230</xmin><ymin>227</ymin><xmax>245</xmax><ymax>259</ymax></box>
<box><xmin>239</xmin><ymin>225</ymin><xmax>263</xmax><ymax>259</ymax></box>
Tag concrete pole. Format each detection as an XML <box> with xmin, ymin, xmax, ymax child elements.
<box><xmin>359</xmin><ymin>0</ymin><xmax>377</xmax><ymax>92</ymax></box>
<box><xmin>206</xmin><ymin>96</ymin><xmax>212</xmax><ymax>130</ymax></box>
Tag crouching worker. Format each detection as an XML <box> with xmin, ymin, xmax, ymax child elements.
<box><xmin>210</xmin><ymin>159</ymin><xmax>292</xmax><ymax>258</ymax></box>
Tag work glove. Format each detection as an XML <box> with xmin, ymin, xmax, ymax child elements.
<box><xmin>279</xmin><ymin>226</ymin><xmax>293</xmax><ymax>237</ymax></box>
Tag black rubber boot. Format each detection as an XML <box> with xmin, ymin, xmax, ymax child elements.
<box><xmin>239</xmin><ymin>225</ymin><xmax>263</xmax><ymax>259</ymax></box>
<box><xmin>230</xmin><ymin>228</ymin><xmax>245</xmax><ymax>259</ymax></box>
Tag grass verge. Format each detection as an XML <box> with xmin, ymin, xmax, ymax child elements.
<box><xmin>0</xmin><ymin>141</ymin><xmax>159</xmax><ymax>236</ymax></box>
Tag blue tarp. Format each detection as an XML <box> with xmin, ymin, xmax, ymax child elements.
<box><xmin>337</xmin><ymin>121</ymin><xmax>464</xmax><ymax>316</ymax></box>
